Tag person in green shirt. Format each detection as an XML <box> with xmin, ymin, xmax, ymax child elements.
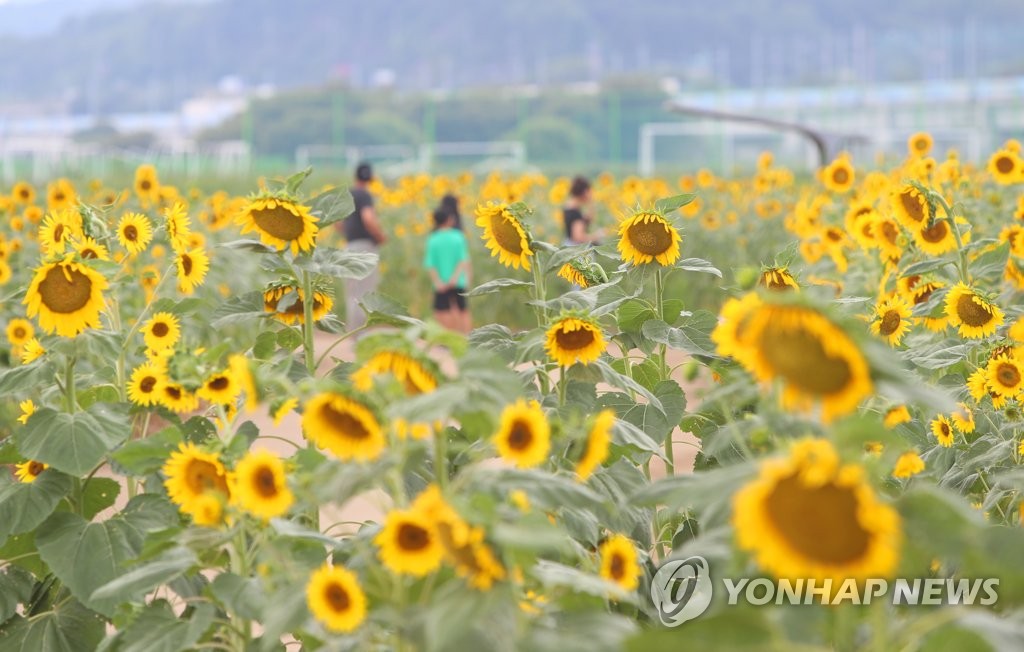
<box><xmin>424</xmin><ymin>208</ymin><xmax>472</xmax><ymax>333</ymax></box>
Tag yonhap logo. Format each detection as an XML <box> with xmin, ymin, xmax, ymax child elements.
<box><xmin>650</xmin><ymin>556</ymin><xmax>713</xmax><ymax>627</ymax></box>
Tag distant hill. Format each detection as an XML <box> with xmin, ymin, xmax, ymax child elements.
<box><xmin>1</xmin><ymin>0</ymin><xmax>1022</xmax><ymax>112</ymax></box>
<box><xmin>0</xmin><ymin>0</ymin><xmax>204</xmax><ymax>37</ymax></box>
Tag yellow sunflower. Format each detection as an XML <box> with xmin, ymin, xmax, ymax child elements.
<box><xmin>117</xmin><ymin>212</ymin><xmax>153</xmax><ymax>254</ymax></box>
<box><xmin>46</xmin><ymin>178</ymin><xmax>76</xmax><ymax>211</ymax></box>
<box><xmin>883</xmin><ymin>405</ymin><xmax>911</xmax><ymax>428</ymax></box>
<box><xmin>164</xmin><ymin>202</ymin><xmax>192</xmax><ymax>253</ymax></box>
<box><xmin>158</xmin><ymin>382</ymin><xmax>199</xmax><ymax>414</ymax></box>
<box><xmin>6</xmin><ymin>318</ymin><xmax>34</xmax><ymax>347</ymax></box>
<box><xmin>375</xmin><ymin>508</ymin><xmax>444</xmax><ymax>577</ymax></box>
<box><xmin>127</xmin><ymin>362</ymin><xmax>164</xmax><ymax>406</ymax></box>
<box><xmin>162</xmin><ymin>443</ymin><xmax>230</xmax><ymax>516</ymax></box>
<box><xmin>598</xmin><ymin>534</ymin><xmax>641</xmax><ymax>592</ymax></box>
<box><xmin>872</xmin><ymin>214</ymin><xmax>904</xmax><ymax>259</ymax></box>
<box><xmin>20</xmin><ymin>338</ymin><xmax>45</xmax><ymax>364</ymax></box>
<box><xmin>576</xmin><ymin>409</ymin><xmax>614</xmax><ymax>481</ymax></box>
<box><xmin>759</xmin><ymin>267</ymin><xmax>799</xmax><ymax>291</ymax></box>
<box><xmin>134</xmin><ymin>164</ymin><xmax>160</xmax><ymax>202</ymax></box>
<box><xmin>557</xmin><ymin>262</ymin><xmax>590</xmax><ymax>288</ymax></box>
<box><xmin>733</xmin><ymin>438</ymin><xmax>901</xmax><ymax>585</ymax></box>
<box><xmin>230</xmin><ymin>449</ymin><xmax>294</xmax><ymax>521</ymax></box>
<box><xmin>11</xmin><ymin>181</ymin><xmax>35</xmax><ymax>205</ymax></box>
<box><xmin>493</xmin><ymin>399</ymin><xmax>550</xmax><ymax>468</ymax></box>
<box><xmin>38</xmin><ymin>210</ymin><xmax>81</xmax><ymax>258</ymax></box>
<box><xmin>987</xmin><ymin>149</ymin><xmax>1022</xmax><ymax>185</ymax></box>
<box><xmin>176</xmin><ymin>247</ymin><xmax>210</xmax><ymax>294</ymax></box>
<box><xmin>913</xmin><ymin>219</ymin><xmax>957</xmax><ymax>256</ymax></box>
<box><xmin>272</xmin><ymin>397</ymin><xmax>299</xmax><ymax>426</ymax></box>
<box><xmin>301</xmin><ymin>392</ymin><xmax>385</xmax><ymax>461</ymax></box>
<box><xmin>17</xmin><ymin>399</ymin><xmax>35</xmax><ymax>425</ymax></box>
<box><xmin>236</xmin><ymin>196</ymin><xmax>319</xmax><ymax>255</ymax></box>
<box><xmin>617</xmin><ymin>211</ymin><xmax>682</xmax><ymax>266</ymax></box>
<box><xmin>142</xmin><ymin>312</ymin><xmax>181</xmax><ymax>351</ymax></box>
<box><xmin>545</xmin><ymin>316</ymin><xmax>606</xmax><ymax>367</ymax></box>
<box><xmin>735</xmin><ymin>302</ymin><xmax>873</xmax><ymax>423</ymax></box>
<box><xmin>191</xmin><ymin>493</ymin><xmax>224</xmax><ymax>527</ymax></box>
<box><xmin>930</xmin><ymin>415</ymin><xmax>954</xmax><ymax>448</ymax></box>
<box><xmin>306</xmin><ymin>565</ymin><xmax>367</xmax><ymax>633</ymax></box>
<box><xmin>711</xmin><ymin>292</ymin><xmax>763</xmax><ymax>363</ymax></box>
<box><xmin>893</xmin><ymin>451</ymin><xmax>925</xmax><ymax>478</ymax></box>
<box><xmin>891</xmin><ymin>184</ymin><xmax>931</xmax><ymax>231</ymax></box>
<box><xmin>74</xmin><ymin>236</ymin><xmax>109</xmax><ymax>261</ymax></box>
<box><xmin>24</xmin><ymin>258</ymin><xmax>108</xmax><ymax>337</ymax></box>
<box><xmin>262</xmin><ymin>285</ymin><xmax>334</xmax><ymax>326</ymax></box>
<box><xmin>229</xmin><ymin>354</ymin><xmax>259</xmax><ymax>412</ymax></box>
<box><xmin>951</xmin><ymin>403</ymin><xmax>975</xmax><ymax>434</ymax></box>
<box><xmin>350</xmin><ymin>350</ymin><xmax>437</xmax><ymax>395</ymax></box>
<box><xmin>908</xmin><ymin>132</ymin><xmax>933</xmax><ymax>158</ymax></box>
<box><xmin>197</xmin><ymin>369</ymin><xmax>240</xmax><ymax>405</ymax></box>
<box><xmin>14</xmin><ymin>460</ymin><xmax>48</xmax><ymax>483</ymax></box>
<box><xmin>822</xmin><ymin>157</ymin><xmax>855</xmax><ymax>193</ymax></box>
<box><xmin>986</xmin><ymin>354</ymin><xmax>1024</xmax><ymax>399</ymax></box>
<box><xmin>944</xmin><ymin>283</ymin><xmax>1003</xmax><ymax>339</ymax></box>
<box><xmin>0</xmin><ymin>260</ymin><xmax>10</xmax><ymax>285</ymax></box>
<box><xmin>475</xmin><ymin>201</ymin><xmax>534</xmax><ymax>271</ymax></box>
<box><xmin>869</xmin><ymin>295</ymin><xmax>913</xmax><ymax>346</ymax></box>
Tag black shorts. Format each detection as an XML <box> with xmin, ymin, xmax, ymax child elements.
<box><xmin>433</xmin><ymin>287</ymin><xmax>467</xmax><ymax>311</ymax></box>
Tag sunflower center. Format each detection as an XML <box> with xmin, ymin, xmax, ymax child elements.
<box><xmin>325</xmin><ymin>583</ymin><xmax>351</xmax><ymax>612</ymax></box>
<box><xmin>996</xmin><ymin>363</ymin><xmax>1020</xmax><ymax>388</ymax></box>
<box><xmin>956</xmin><ymin>294</ymin><xmax>994</xmax><ymax>327</ymax></box>
<box><xmin>181</xmin><ymin>255</ymin><xmax>193</xmax><ymax>276</ymax></box>
<box><xmin>764</xmin><ymin>473</ymin><xmax>870</xmax><ymax>564</ymax></box>
<box><xmin>879</xmin><ymin>310</ymin><xmax>901</xmax><ymax>335</ymax></box>
<box><xmin>140</xmin><ymin>376</ymin><xmax>157</xmax><ymax>393</ymax></box>
<box><xmin>53</xmin><ymin>224</ymin><xmax>65</xmax><ymax>242</ymax></box>
<box><xmin>626</xmin><ymin>221</ymin><xmax>672</xmax><ymax>255</ymax></box>
<box><xmin>940</xmin><ymin>423</ymin><xmax>950</xmax><ymax>436</ymax></box>
<box><xmin>54</xmin><ymin>192</ymin><xmax>65</xmax><ymax>202</ymax></box>
<box><xmin>996</xmin><ymin>156</ymin><xmax>1015</xmax><ymax>174</ymax></box>
<box><xmin>397</xmin><ymin>522</ymin><xmax>430</xmax><ymax>551</ymax></box>
<box><xmin>554</xmin><ymin>325</ymin><xmax>596</xmax><ymax>351</ymax></box>
<box><xmin>208</xmin><ymin>376</ymin><xmax>229</xmax><ymax>391</ymax></box>
<box><xmin>19</xmin><ymin>188</ymin><xmax>29</xmax><ymax>200</ymax></box>
<box><xmin>758</xmin><ymin>321</ymin><xmax>854</xmax><ymax>396</ymax></box>
<box><xmin>881</xmin><ymin>221</ymin><xmax>898</xmax><ymax>243</ymax></box>
<box><xmin>321</xmin><ymin>404</ymin><xmax>370</xmax><ymax>440</ymax></box>
<box><xmin>124</xmin><ymin>225</ymin><xmax>138</xmax><ymax>241</ymax></box>
<box><xmin>38</xmin><ymin>265</ymin><xmax>93</xmax><ymax>313</ymax></box>
<box><xmin>165</xmin><ymin>386</ymin><xmax>182</xmax><ymax>400</ymax></box>
<box><xmin>914</xmin><ymin>284</ymin><xmax>937</xmax><ymax>305</ymax></box>
<box><xmin>13</xmin><ymin>327</ymin><xmax>25</xmax><ymax>338</ymax></box>
<box><xmin>185</xmin><ymin>460</ymin><xmax>226</xmax><ymax>493</ymax></box>
<box><xmin>252</xmin><ymin>205</ymin><xmax>306</xmax><ymax>241</ymax></box>
<box><xmin>832</xmin><ymin>168</ymin><xmax>849</xmax><ymax>184</ymax></box>
<box><xmin>490</xmin><ymin>214</ymin><xmax>524</xmax><ymax>255</ymax></box>
<box><xmin>899</xmin><ymin>191</ymin><xmax>926</xmax><ymax>223</ymax></box>
<box><xmin>80</xmin><ymin>247</ymin><xmax>98</xmax><ymax>259</ymax></box>
<box><xmin>507</xmin><ymin>419</ymin><xmax>534</xmax><ymax>450</ymax></box>
<box><xmin>609</xmin><ymin>553</ymin><xmax>625</xmax><ymax>580</ymax></box>
<box><xmin>253</xmin><ymin>466</ymin><xmax>279</xmax><ymax>498</ymax></box>
<box><xmin>920</xmin><ymin>221</ymin><xmax>948</xmax><ymax>243</ymax></box>
<box><xmin>28</xmin><ymin>461</ymin><xmax>45</xmax><ymax>476</ymax></box>
<box><xmin>140</xmin><ymin>179</ymin><xmax>152</xmax><ymax>191</ymax></box>
<box><xmin>151</xmin><ymin>322</ymin><xmax>170</xmax><ymax>337</ymax></box>
<box><xmin>914</xmin><ymin>138</ymin><xmax>928</xmax><ymax>152</ymax></box>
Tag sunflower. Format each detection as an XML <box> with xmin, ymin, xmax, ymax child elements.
<box><xmin>822</xmin><ymin>157</ymin><xmax>855</xmax><ymax>193</ymax></box>
<box><xmin>302</xmin><ymin>392</ymin><xmax>385</xmax><ymax>462</ymax></box>
<box><xmin>393</xmin><ymin>418</ymin><xmax>435</xmax><ymax>440</ymax></box>
<box><xmin>944</xmin><ymin>283</ymin><xmax>1003</xmax><ymax>339</ymax></box>
<box><xmin>544</xmin><ymin>316</ymin><xmax>606</xmax><ymax>367</ymax></box>
<box><xmin>951</xmin><ymin>403</ymin><xmax>975</xmax><ymax>434</ymax></box>
<box><xmin>272</xmin><ymin>397</ymin><xmax>298</xmax><ymax>426</ymax></box>
<box><xmin>493</xmin><ymin>399</ymin><xmax>550</xmax><ymax>468</ymax></box>
<box><xmin>908</xmin><ymin>132</ymin><xmax>933</xmax><ymax>158</ymax></box>
<box><xmin>134</xmin><ymin>164</ymin><xmax>160</xmax><ymax>202</ymax></box>
<box><xmin>176</xmin><ymin>247</ymin><xmax>209</xmax><ymax>294</ymax></box>
<box><xmin>24</xmin><ymin>258</ymin><xmax>108</xmax><ymax>337</ymax></box>
<box><xmin>142</xmin><ymin>312</ymin><xmax>180</xmax><ymax>351</ymax></box>
<box><xmin>891</xmin><ymin>184</ymin><xmax>931</xmax><ymax>231</ymax></box>
<box><xmin>38</xmin><ymin>210</ymin><xmax>81</xmax><ymax>258</ymax></box>
<box><xmin>14</xmin><ymin>460</ymin><xmax>48</xmax><ymax>483</ymax></box>
<box><xmin>164</xmin><ymin>202</ymin><xmax>192</xmax><ymax>253</ymax></box>
<box><xmin>230</xmin><ymin>449</ymin><xmax>293</xmax><ymax>521</ymax></box>
<box><xmin>913</xmin><ymin>219</ymin><xmax>957</xmax><ymax>256</ymax></box>
<box><xmin>16</xmin><ymin>399</ymin><xmax>35</xmax><ymax>425</ymax></box>
<box><xmin>375</xmin><ymin>508</ymin><xmax>444</xmax><ymax>577</ymax></box>
<box><xmin>236</xmin><ymin>196</ymin><xmax>319</xmax><ymax>255</ymax></box>
<box><xmin>735</xmin><ymin>302</ymin><xmax>873</xmax><ymax>423</ymax></box>
<box><xmin>46</xmin><ymin>179</ymin><xmax>76</xmax><ymax>211</ymax></box>
<box><xmin>893</xmin><ymin>451</ymin><xmax>925</xmax><ymax>478</ymax></box>
<box><xmin>306</xmin><ymin>565</ymin><xmax>367</xmax><ymax>633</ymax></box>
<box><xmin>11</xmin><ymin>181</ymin><xmax>35</xmax><ymax>205</ymax></box>
<box><xmin>127</xmin><ymin>362</ymin><xmax>165</xmax><ymax>406</ymax></box>
<box><xmin>986</xmin><ymin>354</ymin><xmax>1024</xmax><ymax>399</ymax></box>
<box><xmin>872</xmin><ymin>214</ymin><xmax>904</xmax><ymax>259</ymax></box>
<box><xmin>262</xmin><ymin>284</ymin><xmax>334</xmax><ymax>326</ymax></box>
<box><xmin>413</xmin><ymin>487</ymin><xmax>506</xmax><ymax>590</ymax></box>
<box><xmin>759</xmin><ymin>267</ymin><xmax>799</xmax><ymax>291</ymax></box>
<box><xmin>197</xmin><ymin>369</ymin><xmax>240</xmax><ymax>405</ymax></box>
<box><xmin>598</xmin><ymin>534</ymin><xmax>640</xmax><ymax>592</ymax></box>
<box><xmin>557</xmin><ymin>262</ymin><xmax>589</xmax><ymax>287</ymax></box>
<box><xmin>229</xmin><ymin>354</ymin><xmax>259</xmax><ymax>412</ymax></box>
<box><xmin>162</xmin><ymin>443</ymin><xmax>230</xmax><ymax>516</ymax></box>
<box><xmin>191</xmin><ymin>493</ymin><xmax>224</xmax><ymax>527</ymax></box>
<box><xmin>576</xmin><ymin>409</ymin><xmax>614</xmax><ymax>481</ymax></box>
<box><xmin>883</xmin><ymin>405</ymin><xmax>911</xmax><ymax>428</ymax></box>
<box><xmin>158</xmin><ymin>382</ymin><xmax>199</xmax><ymax>413</ymax></box>
<box><xmin>116</xmin><ymin>212</ymin><xmax>153</xmax><ymax>255</ymax></box>
<box><xmin>869</xmin><ymin>295</ymin><xmax>913</xmax><ymax>346</ymax></box>
<box><xmin>475</xmin><ymin>201</ymin><xmax>534</xmax><ymax>271</ymax></box>
<box><xmin>987</xmin><ymin>149</ymin><xmax>1022</xmax><ymax>185</ymax></box>
<box><xmin>930</xmin><ymin>415</ymin><xmax>954</xmax><ymax>448</ymax></box>
<box><xmin>733</xmin><ymin>439</ymin><xmax>901</xmax><ymax>585</ymax></box>
<box><xmin>711</xmin><ymin>292</ymin><xmax>763</xmax><ymax>362</ymax></box>
<box><xmin>20</xmin><ymin>338</ymin><xmax>45</xmax><ymax>364</ymax></box>
<box><xmin>6</xmin><ymin>318</ymin><xmax>34</xmax><ymax>347</ymax></box>
<box><xmin>617</xmin><ymin>210</ymin><xmax>682</xmax><ymax>266</ymax></box>
<box><xmin>73</xmin><ymin>236</ymin><xmax>110</xmax><ymax>261</ymax></box>
<box><xmin>0</xmin><ymin>260</ymin><xmax>10</xmax><ymax>285</ymax></box>
<box><xmin>350</xmin><ymin>350</ymin><xmax>437</xmax><ymax>395</ymax></box>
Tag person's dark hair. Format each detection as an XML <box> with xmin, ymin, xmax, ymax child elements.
<box><xmin>432</xmin><ymin>209</ymin><xmax>452</xmax><ymax>231</ymax></box>
<box><xmin>569</xmin><ymin>176</ymin><xmax>591</xmax><ymax>199</ymax></box>
<box><xmin>355</xmin><ymin>162</ymin><xmax>373</xmax><ymax>183</ymax></box>
<box><xmin>440</xmin><ymin>194</ymin><xmax>459</xmax><ymax>214</ymax></box>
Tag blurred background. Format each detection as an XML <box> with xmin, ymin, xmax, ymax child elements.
<box><xmin>1</xmin><ymin>0</ymin><xmax>1023</xmax><ymax>182</ymax></box>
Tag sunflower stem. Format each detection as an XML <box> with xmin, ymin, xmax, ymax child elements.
<box><xmin>434</xmin><ymin>427</ymin><xmax>448</xmax><ymax>489</ymax></box>
<box><xmin>65</xmin><ymin>354</ymin><xmax>77</xmax><ymax>413</ymax></box>
<box><xmin>930</xmin><ymin>191</ymin><xmax>969</xmax><ymax>285</ymax></box>
<box><xmin>301</xmin><ymin>269</ymin><xmax>316</xmax><ymax>375</ymax></box>
<box><xmin>558</xmin><ymin>365</ymin><xmax>567</xmax><ymax>407</ymax></box>
<box><xmin>531</xmin><ymin>257</ymin><xmax>548</xmax><ymax>328</ymax></box>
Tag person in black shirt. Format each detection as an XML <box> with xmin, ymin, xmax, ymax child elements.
<box><xmin>342</xmin><ymin>162</ymin><xmax>387</xmax><ymax>331</ymax></box>
<box><xmin>563</xmin><ymin>176</ymin><xmax>602</xmax><ymax>245</ymax></box>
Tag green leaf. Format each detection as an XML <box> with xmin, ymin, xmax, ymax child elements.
<box><xmin>115</xmin><ymin>600</ymin><xmax>215</xmax><ymax>652</ymax></box>
<box><xmin>616</xmin><ymin>300</ymin><xmax>657</xmax><ymax>333</ymax></box>
<box><xmin>276</xmin><ymin>327</ymin><xmax>303</xmax><ymax>352</ymax></box>
<box><xmin>294</xmin><ymin>247</ymin><xmax>377</xmax><ymax>280</ymax></box>
<box><xmin>598</xmin><ymin>380</ymin><xmax>686</xmax><ymax>444</ymax></box>
<box><xmin>0</xmin><ymin>566</ymin><xmax>35</xmax><ymax>625</ymax></box>
<box><xmin>466</xmin><ymin>278</ymin><xmax>534</xmax><ymax>297</ymax></box>
<box><xmin>624</xmin><ymin>608</ymin><xmax>777</xmax><ymax>651</ymax></box>
<box><xmin>211</xmin><ymin>291</ymin><xmax>267</xmax><ymax>327</ymax></box>
<box><xmin>89</xmin><ymin>547</ymin><xmax>196</xmax><ymax>605</ymax></box>
<box><xmin>210</xmin><ymin>573</ymin><xmax>266</xmax><ymax>621</ymax></box>
<box><xmin>592</xmin><ymin>359</ymin><xmax>664</xmax><ymax>413</ymax></box>
<box><xmin>654</xmin><ymin>193</ymin><xmax>696</xmax><ymax>214</ymax></box>
<box><xmin>81</xmin><ymin>478</ymin><xmax>121</xmax><ymax>521</ymax></box>
<box><xmin>631</xmin><ymin>463</ymin><xmax>754</xmax><ymax>512</ymax></box>
<box><xmin>110</xmin><ymin>427</ymin><xmax>182</xmax><ymax>476</ymax></box>
<box><xmin>901</xmin><ymin>258</ymin><xmax>952</xmax><ymax>277</ymax></box>
<box><xmin>0</xmin><ymin>363</ymin><xmax>51</xmax><ymax>397</ymax></box>
<box><xmin>308</xmin><ymin>185</ymin><xmax>355</xmax><ymax>227</ymax></box>
<box><xmin>674</xmin><ymin>258</ymin><xmax>723</xmax><ymax>277</ymax></box>
<box><xmin>532</xmin><ymin>560</ymin><xmax>636</xmax><ymax>604</ymax></box>
<box><xmin>76</xmin><ymin>386</ymin><xmax>120</xmax><ymax>410</ymax></box>
<box><xmin>641</xmin><ymin>312</ymin><xmax>719</xmax><ymax>358</ymax></box>
<box><xmin>526</xmin><ymin>611</ymin><xmax>638</xmax><ymax>652</ymax></box>
<box><xmin>15</xmin><ymin>404</ymin><xmax>130</xmax><ymax>476</ymax></box>
<box><xmin>0</xmin><ymin>470</ymin><xmax>72</xmax><ymax>546</ymax></box>
<box><xmin>0</xmin><ymin>598</ymin><xmax>105</xmax><ymax>652</ymax></box>
<box><xmin>284</xmin><ymin>166</ymin><xmax>313</xmax><ymax>195</ymax></box>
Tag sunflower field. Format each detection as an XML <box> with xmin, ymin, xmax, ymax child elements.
<box><xmin>2</xmin><ymin>135</ymin><xmax>1024</xmax><ymax>651</ymax></box>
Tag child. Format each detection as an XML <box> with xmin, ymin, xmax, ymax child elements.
<box><xmin>424</xmin><ymin>209</ymin><xmax>471</xmax><ymax>333</ymax></box>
